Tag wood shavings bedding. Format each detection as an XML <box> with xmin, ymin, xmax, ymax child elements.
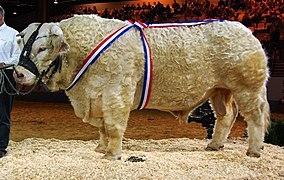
<box><xmin>0</xmin><ymin>138</ymin><xmax>283</xmax><ymax>179</ymax></box>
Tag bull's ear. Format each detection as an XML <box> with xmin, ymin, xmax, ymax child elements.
<box><xmin>16</xmin><ymin>36</ymin><xmax>24</xmax><ymax>49</ymax></box>
<box><xmin>50</xmin><ymin>24</ymin><xmax>63</xmax><ymax>37</ymax></box>
<box><xmin>49</xmin><ymin>24</ymin><xmax>69</xmax><ymax>53</ymax></box>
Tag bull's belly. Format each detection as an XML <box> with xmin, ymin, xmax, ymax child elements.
<box><xmin>132</xmin><ymin>86</ymin><xmax>210</xmax><ymax>111</ymax></box>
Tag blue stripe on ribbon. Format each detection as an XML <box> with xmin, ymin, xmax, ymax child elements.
<box><xmin>137</xmin><ymin>30</ymin><xmax>149</xmax><ymax>110</ymax></box>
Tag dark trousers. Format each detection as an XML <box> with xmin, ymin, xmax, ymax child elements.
<box><xmin>0</xmin><ymin>70</ymin><xmax>15</xmax><ymax>152</ymax></box>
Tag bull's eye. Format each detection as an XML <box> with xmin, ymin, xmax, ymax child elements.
<box><xmin>37</xmin><ymin>47</ymin><xmax>47</xmax><ymax>54</ymax></box>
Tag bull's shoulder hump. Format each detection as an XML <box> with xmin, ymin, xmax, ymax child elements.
<box><xmin>60</xmin><ymin>14</ymin><xmax>124</xmax><ymax>23</ymax></box>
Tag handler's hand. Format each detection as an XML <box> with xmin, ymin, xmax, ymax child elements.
<box><xmin>0</xmin><ymin>63</ymin><xmax>5</xmax><ymax>68</ymax></box>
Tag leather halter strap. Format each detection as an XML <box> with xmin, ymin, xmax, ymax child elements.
<box><xmin>18</xmin><ymin>24</ymin><xmax>43</xmax><ymax>76</ymax></box>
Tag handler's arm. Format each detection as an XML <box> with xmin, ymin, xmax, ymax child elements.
<box><xmin>8</xmin><ymin>35</ymin><xmax>21</xmax><ymax>65</ymax></box>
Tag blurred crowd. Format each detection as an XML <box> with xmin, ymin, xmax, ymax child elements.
<box><xmin>49</xmin><ymin>0</ymin><xmax>283</xmax><ymax>61</ymax></box>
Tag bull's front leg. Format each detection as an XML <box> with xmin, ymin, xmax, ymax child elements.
<box><xmin>103</xmin><ymin>107</ymin><xmax>130</xmax><ymax>160</ymax></box>
<box><xmin>86</xmin><ymin>117</ymin><xmax>109</xmax><ymax>153</ymax></box>
<box><xmin>101</xmin><ymin>83</ymin><xmax>135</xmax><ymax>160</ymax></box>
<box><xmin>95</xmin><ymin>120</ymin><xmax>108</xmax><ymax>153</ymax></box>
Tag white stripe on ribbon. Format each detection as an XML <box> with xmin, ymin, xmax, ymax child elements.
<box><xmin>66</xmin><ymin>19</ymin><xmax>222</xmax><ymax>109</ymax></box>
<box><xmin>137</xmin><ymin>29</ymin><xmax>152</xmax><ymax>109</ymax></box>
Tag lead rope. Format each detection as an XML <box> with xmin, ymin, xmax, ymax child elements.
<box><xmin>0</xmin><ymin>68</ymin><xmax>40</xmax><ymax>95</ymax></box>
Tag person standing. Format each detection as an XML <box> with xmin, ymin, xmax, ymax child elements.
<box><xmin>0</xmin><ymin>5</ymin><xmax>21</xmax><ymax>158</ymax></box>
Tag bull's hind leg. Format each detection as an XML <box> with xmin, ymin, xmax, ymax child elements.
<box><xmin>235</xmin><ymin>87</ymin><xmax>270</xmax><ymax>157</ymax></box>
<box><xmin>206</xmin><ymin>89</ymin><xmax>238</xmax><ymax>151</ymax></box>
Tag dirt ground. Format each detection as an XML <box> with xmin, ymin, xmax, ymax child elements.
<box><xmin>10</xmin><ymin>99</ymin><xmax>284</xmax><ymax>142</ymax></box>
<box><xmin>10</xmin><ymin>100</ymin><xmax>251</xmax><ymax>142</ymax></box>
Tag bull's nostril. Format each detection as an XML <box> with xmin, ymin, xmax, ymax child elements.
<box><xmin>18</xmin><ymin>73</ymin><xmax>24</xmax><ymax>78</ymax></box>
<box><xmin>13</xmin><ymin>69</ymin><xmax>24</xmax><ymax>78</ymax></box>
<box><xmin>15</xmin><ymin>71</ymin><xmax>24</xmax><ymax>78</ymax></box>
<box><xmin>13</xmin><ymin>67</ymin><xmax>24</xmax><ymax>78</ymax></box>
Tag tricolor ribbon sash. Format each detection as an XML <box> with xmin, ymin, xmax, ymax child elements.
<box><xmin>66</xmin><ymin>25</ymin><xmax>133</xmax><ymax>91</ymax></box>
<box><xmin>66</xmin><ymin>19</ymin><xmax>222</xmax><ymax>109</ymax></box>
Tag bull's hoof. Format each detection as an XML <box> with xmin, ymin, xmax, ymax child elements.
<box><xmin>246</xmin><ymin>151</ymin><xmax>261</xmax><ymax>158</ymax></box>
<box><xmin>102</xmin><ymin>154</ymin><xmax>121</xmax><ymax>161</ymax></box>
<box><xmin>95</xmin><ymin>145</ymin><xmax>106</xmax><ymax>154</ymax></box>
<box><xmin>205</xmin><ymin>144</ymin><xmax>224</xmax><ymax>151</ymax></box>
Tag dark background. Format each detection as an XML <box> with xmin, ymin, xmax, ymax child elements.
<box><xmin>1</xmin><ymin>0</ymin><xmax>131</xmax><ymax>31</ymax></box>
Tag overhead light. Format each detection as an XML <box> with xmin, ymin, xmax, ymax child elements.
<box><xmin>54</xmin><ymin>0</ymin><xmax>58</xmax><ymax>4</ymax></box>
<box><xmin>13</xmin><ymin>12</ymin><xmax>17</xmax><ymax>15</ymax></box>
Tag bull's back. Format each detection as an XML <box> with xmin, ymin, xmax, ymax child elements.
<box><xmin>143</xmin><ymin>21</ymin><xmax>268</xmax><ymax>110</ymax></box>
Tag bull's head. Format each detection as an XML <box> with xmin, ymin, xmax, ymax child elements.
<box><xmin>14</xmin><ymin>23</ymin><xmax>69</xmax><ymax>86</ymax></box>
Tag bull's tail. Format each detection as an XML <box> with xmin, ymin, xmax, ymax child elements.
<box><xmin>261</xmin><ymin>86</ymin><xmax>271</xmax><ymax>133</ymax></box>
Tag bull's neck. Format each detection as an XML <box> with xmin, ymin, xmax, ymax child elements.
<box><xmin>46</xmin><ymin>17</ymin><xmax>134</xmax><ymax>91</ymax></box>
<box><xmin>43</xmin><ymin>53</ymin><xmax>73</xmax><ymax>91</ymax></box>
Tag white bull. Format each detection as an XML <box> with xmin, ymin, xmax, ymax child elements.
<box><xmin>14</xmin><ymin>15</ymin><xmax>270</xmax><ymax>160</ymax></box>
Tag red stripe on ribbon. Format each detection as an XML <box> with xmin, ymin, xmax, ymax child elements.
<box><xmin>141</xmin><ymin>30</ymin><xmax>152</xmax><ymax>108</ymax></box>
<box><xmin>74</xmin><ymin>25</ymin><xmax>127</xmax><ymax>78</ymax></box>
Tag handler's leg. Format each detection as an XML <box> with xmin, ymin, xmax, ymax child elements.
<box><xmin>206</xmin><ymin>89</ymin><xmax>238</xmax><ymax>151</ymax></box>
<box><xmin>0</xmin><ymin>90</ymin><xmax>11</xmax><ymax>156</ymax></box>
<box><xmin>0</xmin><ymin>70</ymin><xmax>15</xmax><ymax>158</ymax></box>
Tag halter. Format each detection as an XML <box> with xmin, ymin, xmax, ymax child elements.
<box><xmin>18</xmin><ymin>23</ymin><xmax>63</xmax><ymax>86</ymax></box>
<box><xmin>18</xmin><ymin>24</ymin><xmax>43</xmax><ymax>76</ymax></box>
